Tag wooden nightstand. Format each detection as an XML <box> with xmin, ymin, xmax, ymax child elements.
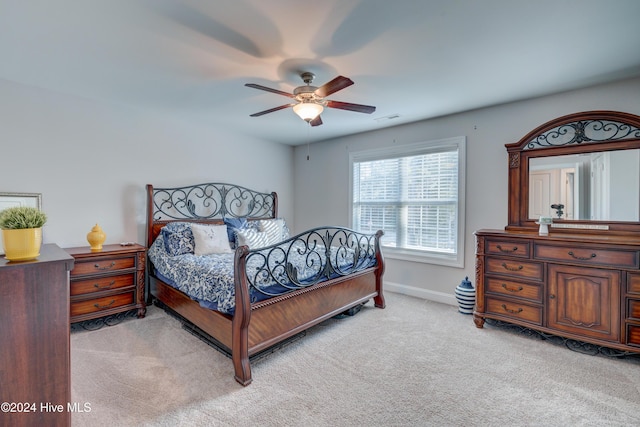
<box><xmin>65</xmin><ymin>244</ymin><xmax>146</xmax><ymax>324</ymax></box>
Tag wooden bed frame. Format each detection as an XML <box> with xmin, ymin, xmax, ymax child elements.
<box><xmin>145</xmin><ymin>182</ymin><xmax>385</xmax><ymax>385</ymax></box>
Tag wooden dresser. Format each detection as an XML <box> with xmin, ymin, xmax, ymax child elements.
<box><xmin>65</xmin><ymin>244</ymin><xmax>146</xmax><ymax>323</ymax></box>
<box><xmin>474</xmin><ymin>110</ymin><xmax>640</xmax><ymax>356</ymax></box>
<box><xmin>474</xmin><ymin>230</ymin><xmax>640</xmax><ymax>353</ymax></box>
<box><xmin>0</xmin><ymin>244</ymin><xmax>74</xmax><ymax>427</ymax></box>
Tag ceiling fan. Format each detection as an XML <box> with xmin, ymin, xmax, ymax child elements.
<box><xmin>245</xmin><ymin>72</ymin><xmax>376</xmax><ymax>126</ymax></box>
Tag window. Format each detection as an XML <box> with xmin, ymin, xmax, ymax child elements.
<box><xmin>350</xmin><ymin>137</ymin><xmax>465</xmax><ymax>267</ymax></box>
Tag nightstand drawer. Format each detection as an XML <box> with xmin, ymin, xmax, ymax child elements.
<box><xmin>66</xmin><ymin>244</ymin><xmax>146</xmax><ymax>324</ymax></box>
<box><xmin>70</xmin><ymin>273</ymin><xmax>135</xmax><ymax>296</ymax></box>
<box><xmin>486</xmin><ymin>297</ymin><xmax>542</xmax><ymax>325</ymax></box>
<box><xmin>485</xmin><ymin>257</ymin><xmax>543</xmax><ymax>281</ymax></box>
<box><xmin>485</xmin><ymin>277</ymin><xmax>542</xmax><ymax>303</ymax></box>
<box><xmin>71</xmin><ymin>256</ymin><xmax>136</xmax><ymax>276</ymax></box>
<box><xmin>70</xmin><ymin>292</ymin><xmax>134</xmax><ymax>317</ymax></box>
<box><xmin>485</xmin><ymin>239</ymin><xmax>530</xmax><ymax>258</ymax></box>
<box><xmin>534</xmin><ymin>244</ymin><xmax>638</xmax><ymax>268</ymax></box>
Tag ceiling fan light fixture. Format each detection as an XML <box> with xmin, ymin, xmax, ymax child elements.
<box><xmin>246</xmin><ymin>73</ymin><xmax>373</xmax><ymax>125</ymax></box>
<box><xmin>293</xmin><ymin>102</ymin><xmax>324</xmax><ymax>122</ymax></box>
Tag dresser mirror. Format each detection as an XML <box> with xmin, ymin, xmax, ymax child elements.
<box><xmin>505</xmin><ymin>110</ymin><xmax>640</xmax><ymax>234</ymax></box>
<box><xmin>528</xmin><ymin>149</ymin><xmax>640</xmax><ymax>221</ymax></box>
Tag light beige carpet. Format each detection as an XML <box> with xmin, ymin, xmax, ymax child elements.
<box><xmin>70</xmin><ymin>292</ymin><xmax>640</xmax><ymax>426</ymax></box>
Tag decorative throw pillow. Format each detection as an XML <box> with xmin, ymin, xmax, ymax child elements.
<box><xmin>235</xmin><ymin>228</ymin><xmax>271</xmax><ymax>249</ymax></box>
<box><xmin>224</xmin><ymin>217</ymin><xmax>261</xmax><ymax>248</ymax></box>
<box><xmin>191</xmin><ymin>223</ymin><xmax>233</xmax><ymax>255</ymax></box>
<box><xmin>223</xmin><ymin>217</ymin><xmax>248</xmax><ymax>248</ymax></box>
<box><xmin>161</xmin><ymin>222</ymin><xmax>195</xmax><ymax>256</ymax></box>
<box><xmin>258</xmin><ymin>218</ymin><xmax>289</xmax><ymax>245</ymax></box>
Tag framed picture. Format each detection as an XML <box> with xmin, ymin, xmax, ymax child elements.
<box><xmin>0</xmin><ymin>192</ymin><xmax>42</xmax><ymax>211</ymax></box>
<box><xmin>0</xmin><ymin>192</ymin><xmax>43</xmax><ymax>255</ymax></box>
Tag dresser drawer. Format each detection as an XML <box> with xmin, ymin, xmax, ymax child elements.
<box><xmin>534</xmin><ymin>244</ymin><xmax>638</xmax><ymax>268</ymax></box>
<box><xmin>485</xmin><ymin>257</ymin><xmax>544</xmax><ymax>281</ymax></box>
<box><xmin>70</xmin><ymin>291</ymin><xmax>134</xmax><ymax>317</ymax></box>
<box><xmin>485</xmin><ymin>239</ymin><xmax>530</xmax><ymax>258</ymax></box>
<box><xmin>70</xmin><ymin>273</ymin><xmax>135</xmax><ymax>296</ymax></box>
<box><xmin>486</xmin><ymin>297</ymin><xmax>542</xmax><ymax>325</ymax></box>
<box><xmin>627</xmin><ymin>324</ymin><xmax>640</xmax><ymax>347</ymax></box>
<box><xmin>485</xmin><ymin>277</ymin><xmax>542</xmax><ymax>302</ymax></box>
<box><xmin>71</xmin><ymin>255</ymin><xmax>136</xmax><ymax>276</ymax></box>
<box><xmin>628</xmin><ymin>300</ymin><xmax>640</xmax><ymax>321</ymax></box>
<box><xmin>628</xmin><ymin>274</ymin><xmax>640</xmax><ymax>295</ymax></box>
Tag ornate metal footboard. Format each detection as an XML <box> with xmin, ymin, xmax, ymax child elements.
<box><xmin>236</xmin><ymin>226</ymin><xmax>383</xmax><ymax>298</ymax></box>
<box><xmin>231</xmin><ymin>226</ymin><xmax>385</xmax><ymax>385</ymax></box>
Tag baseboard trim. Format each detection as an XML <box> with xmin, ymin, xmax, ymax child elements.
<box><xmin>384</xmin><ymin>281</ymin><xmax>457</xmax><ymax>307</ymax></box>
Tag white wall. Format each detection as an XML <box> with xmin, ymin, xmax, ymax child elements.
<box><xmin>0</xmin><ymin>79</ymin><xmax>294</xmax><ymax>248</ymax></box>
<box><xmin>293</xmin><ymin>76</ymin><xmax>640</xmax><ymax>305</ymax></box>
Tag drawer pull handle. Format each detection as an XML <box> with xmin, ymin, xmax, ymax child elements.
<box><xmin>501</xmin><ymin>262</ymin><xmax>523</xmax><ymax>272</ymax></box>
<box><xmin>94</xmin><ymin>299</ymin><xmax>116</xmax><ymax>309</ymax></box>
<box><xmin>568</xmin><ymin>251</ymin><xmax>596</xmax><ymax>261</ymax></box>
<box><xmin>501</xmin><ymin>304</ymin><xmax>523</xmax><ymax>314</ymax></box>
<box><xmin>496</xmin><ymin>245</ymin><xmax>518</xmax><ymax>254</ymax></box>
<box><xmin>501</xmin><ymin>283</ymin><xmax>523</xmax><ymax>292</ymax></box>
<box><xmin>94</xmin><ymin>280</ymin><xmax>116</xmax><ymax>290</ymax></box>
<box><xmin>94</xmin><ymin>261</ymin><xmax>116</xmax><ymax>271</ymax></box>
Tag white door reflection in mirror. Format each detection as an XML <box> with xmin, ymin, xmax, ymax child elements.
<box><xmin>529</xmin><ymin>167</ymin><xmax>578</xmax><ymax>219</ymax></box>
<box><xmin>563</xmin><ymin>170</ymin><xmax>576</xmax><ymax>219</ymax></box>
<box><xmin>590</xmin><ymin>152</ymin><xmax>609</xmax><ymax>220</ymax></box>
<box><xmin>529</xmin><ymin>169</ymin><xmax>557</xmax><ymax>219</ymax></box>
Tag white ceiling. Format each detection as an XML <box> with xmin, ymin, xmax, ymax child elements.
<box><xmin>2</xmin><ymin>0</ymin><xmax>640</xmax><ymax>145</ymax></box>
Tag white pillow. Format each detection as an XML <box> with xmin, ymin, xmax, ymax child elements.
<box><xmin>258</xmin><ymin>218</ymin><xmax>287</xmax><ymax>245</ymax></box>
<box><xmin>191</xmin><ymin>223</ymin><xmax>233</xmax><ymax>255</ymax></box>
<box><xmin>235</xmin><ymin>228</ymin><xmax>271</xmax><ymax>249</ymax></box>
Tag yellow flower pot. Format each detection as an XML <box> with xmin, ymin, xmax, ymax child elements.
<box><xmin>2</xmin><ymin>228</ymin><xmax>43</xmax><ymax>261</ymax></box>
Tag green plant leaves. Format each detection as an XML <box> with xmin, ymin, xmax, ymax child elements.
<box><xmin>0</xmin><ymin>206</ymin><xmax>47</xmax><ymax>229</ymax></box>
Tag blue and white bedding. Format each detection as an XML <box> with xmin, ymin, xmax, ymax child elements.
<box><xmin>149</xmin><ymin>234</ymin><xmax>242</xmax><ymax>314</ymax></box>
<box><xmin>147</xmin><ymin>222</ymin><xmax>378</xmax><ymax>315</ymax></box>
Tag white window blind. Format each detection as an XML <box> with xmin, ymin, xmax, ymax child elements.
<box><xmin>350</xmin><ymin>137</ymin><xmax>465</xmax><ymax>267</ymax></box>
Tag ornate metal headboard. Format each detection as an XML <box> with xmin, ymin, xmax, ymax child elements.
<box><xmin>145</xmin><ymin>182</ymin><xmax>278</xmax><ymax>247</ymax></box>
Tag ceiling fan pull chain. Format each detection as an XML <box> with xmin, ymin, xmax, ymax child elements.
<box><xmin>306</xmin><ymin>124</ymin><xmax>311</xmax><ymax>161</ymax></box>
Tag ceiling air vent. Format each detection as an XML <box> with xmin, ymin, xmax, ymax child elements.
<box><xmin>375</xmin><ymin>114</ymin><xmax>400</xmax><ymax>122</ymax></box>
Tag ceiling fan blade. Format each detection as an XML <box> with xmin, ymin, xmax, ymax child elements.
<box><xmin>245</xmin><ymin>83</ymin><xmax>294</xmax><ymax>98</ymax></box>
<box><xmin>326</xmin><ymin>100</ymin><xmax>376</xmax><ymax>114</ymax></box>
<box><xmin>309</xmin><ymin>115</ymin><xmax>323</xmax><ymax>127</ymax></box>
<box><xmin>314</xmin><ymin>76</ymin><xmax>354</xmax><ymax>97</ymax></box>
<box><xmin>249</xmin><ymin>104</ymin><xmax>293</xmax><ymax>117</ymax></box>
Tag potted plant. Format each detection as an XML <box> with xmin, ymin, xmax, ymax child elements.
<box><xmin>0</xmin><ymin>206</ymin><xmax>47</xmax><ymax>261</ymax></box>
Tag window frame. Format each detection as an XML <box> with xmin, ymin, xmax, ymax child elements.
<box><xmin>349</xmin><ymin>136</ymin><xmax>466</xmax><ymax>267</ymax></box>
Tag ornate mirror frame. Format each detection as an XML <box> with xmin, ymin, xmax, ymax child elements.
<box><xmin>505</xmin><ymin>110</ymin><xmax>640</xmax><ymax>235</ymax></box>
